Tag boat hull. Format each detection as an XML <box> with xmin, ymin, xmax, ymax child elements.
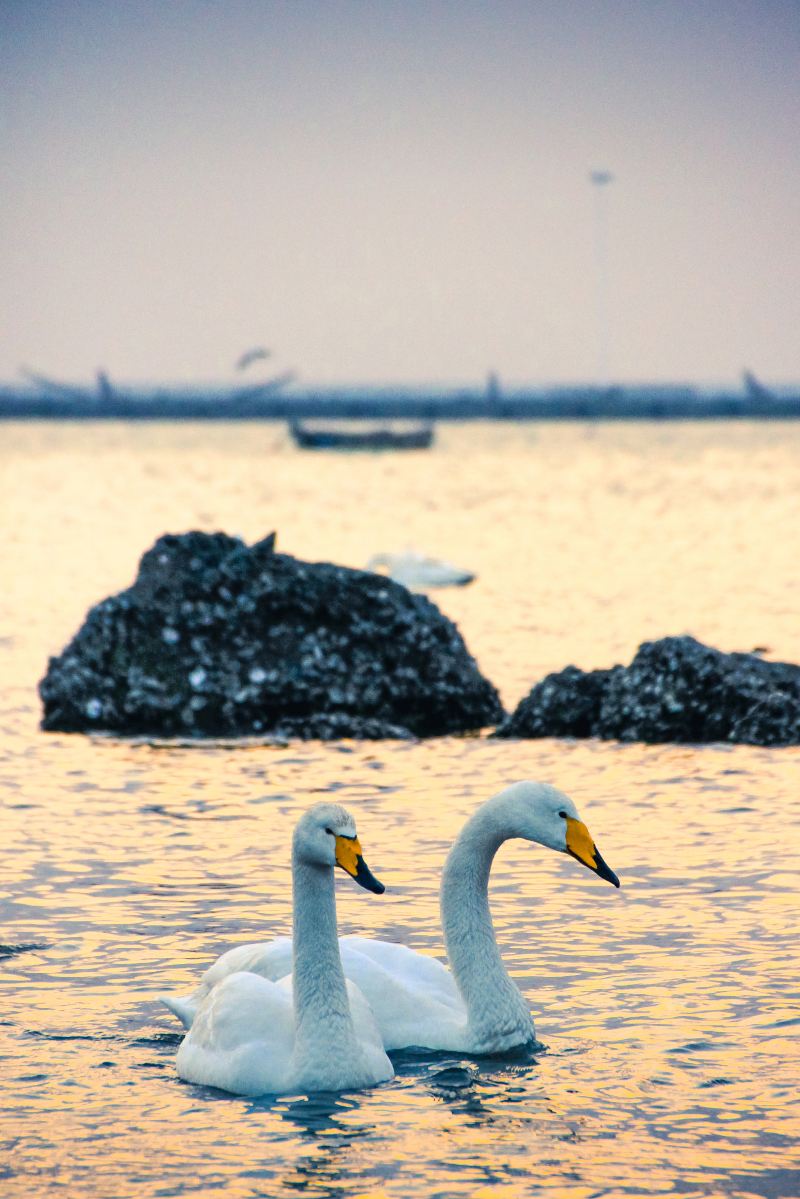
<box><xmin>289</xmin><ymin>421</ymin><xmax>434</xmax><ymax>450</ymax></box>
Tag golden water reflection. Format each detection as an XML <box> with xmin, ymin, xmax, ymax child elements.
<box><xmin>1</xmin><ymin>422</ymin><xmax>799</xmax><ymax>1198</ymax></box>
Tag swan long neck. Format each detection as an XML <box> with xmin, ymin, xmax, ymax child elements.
<box><xmin>440</xmin><ymin>805</ymin><xmax>535</xmax><ymax>1045</ymax></box>
<box><xmin>291</xmin><ymin>857</ymin><xmax>359</xmax><ymax>1061</ymax></box>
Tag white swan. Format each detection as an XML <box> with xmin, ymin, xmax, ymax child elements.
<box><xmin>366</xmin><ymin>551</ymin><xmax>475</xmax><ymax>590</ymax></box>
<box><xmin>166</xmin><ymin>803</ymin><xmax>394</xmax><ymax>1095</ymax></box>
<box><xmin>163</xmin><ymin>782</ymin><xmax>620</xmax><ymax>1056</ymax></box>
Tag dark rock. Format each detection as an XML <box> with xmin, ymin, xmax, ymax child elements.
<box><xmin>270</xmin><ymin>714</ymin><xmax>415</xmax><ymax>742</ymax></box>
<box><xmin>40</xmin><ymin>531</ymin><xmax>504</xmax><ymax>739</ymax></box>
<box><xmin>494</xmin><ymin>636</ymin><xmax>800</xmax><ymax>746</ymax></box>
<box><xmin>495</xmin><ymin>665</ymin><xmax>621</xmax><ymax>739</ymax></box>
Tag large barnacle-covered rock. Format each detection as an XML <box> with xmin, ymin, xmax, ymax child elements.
<box><xmin>39</xmin><ymin>531</ymin><xmax>503</xmax><ymax>739</ymax></box>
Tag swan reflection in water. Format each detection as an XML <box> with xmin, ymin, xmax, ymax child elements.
<box><xmin>266</xmin><ymin>1055</ymin><xmax>546</xmax><ymax>1198</ymax></box>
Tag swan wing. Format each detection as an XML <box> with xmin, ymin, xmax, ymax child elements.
<box><xmin>344</xmin><ymin>979</ymin><xmax>396</xmax><ymax>1083</ymax></box>
<box><xmin>339</xmin><ymin>937</ymin><xmax>468</xmax><ymax>1052</ymax></box>
<box><xmin>176</xmin><ymin>970</ymin><xmax>295</xmax><ymax>1096</ymax></box>
<box><xmin>160</xmin><ymin>937</ymin><xmax>293</xmax><ymax>1029</ymax></box>
<box><xmin>343</xmin><ymin>977</ymin><xmax>384</xmax><ymax>1049</ymax></box>
<box><xmin>341</xmin><ymin>937</ymin><xmax>461</xmax><ymax>1004</ymax></box>
<box><xmin>163</xmin><ymin>934</ymin><xmax>467</xmax><ymax>1051</ymax></box>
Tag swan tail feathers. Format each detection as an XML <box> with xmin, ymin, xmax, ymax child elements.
<box><xmin>158</xmin><ymin>990</ymin><xmax>202</xmax><ymax>1029</ymax></box>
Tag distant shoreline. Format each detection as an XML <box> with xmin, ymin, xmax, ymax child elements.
<box><xmin>2</xmin><ymin>386</ymin><xmax>800</xmax><ymax>421</ymax></box>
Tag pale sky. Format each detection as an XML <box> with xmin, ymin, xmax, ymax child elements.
<box><xmin>2</xmin><ymin>0</ymin><xmax>798</xmax><ymax>387</ymax></box>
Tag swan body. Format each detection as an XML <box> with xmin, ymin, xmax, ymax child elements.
<box><xmin>168</xmin><ymin>803</ymin><xmax>394</xmax><ymax>1096</ymax></box>
<box><xmin>167</xmin><ymin>934</ymin><xmax>466</xmax><ymax>1051</ymax></box>
<box><xmin>366</xmin><ymin>551</ymin><xmax>475</xmax><ymax>590</ymax></box>
<box><xmin>163</xmin><ymin>782</ymin><xmax>620</xmax><ymax>1056</ymax></box>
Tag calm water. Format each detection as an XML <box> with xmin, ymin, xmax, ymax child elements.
<box><xmin>1</xmin><ymin>421</ymin><xmax>799</xmax><ymax>1199</ymax></box>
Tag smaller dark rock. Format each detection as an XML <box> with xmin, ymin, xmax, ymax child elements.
<box><xmin>495</xmin><ymin>665</ymin><xmax>620</xmax><ymax>739</ymax></box>
<box><xmin>495</xmin><ymin>636</ymin><xmax>800</xmax><ymax>746</ymax></box>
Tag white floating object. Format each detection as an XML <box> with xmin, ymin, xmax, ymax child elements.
<box><xmin>366</xmin><ymin>551</ymin><xmax>475</xmax><ymax>591</ymax></box>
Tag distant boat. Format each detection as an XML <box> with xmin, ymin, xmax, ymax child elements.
<box><xmin>289</xmin><ymin>420</ymin><xmax>434</xmax><ymax>450</ymax></box>
<box><xmin>367</xmin><ymin>551</ymin><xmax>475</xmax><ymax>590</ymax></box>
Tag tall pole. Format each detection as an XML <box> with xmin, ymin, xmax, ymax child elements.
<box><xmin>590</xmin><ymin>169</ymin><xmax>614</xmax><ymax>385</ymax></box>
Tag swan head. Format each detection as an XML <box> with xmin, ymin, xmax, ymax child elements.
<box><xmin>293</xmin><ymin>803</ymin><xmax>385</xmax><ymax>894</ymax></box>
<box><xmin>490</xmin><ymin>781</ymin><xmax>620</xmax><ymax>888</ymax></box>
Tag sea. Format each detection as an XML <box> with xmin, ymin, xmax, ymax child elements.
<box><xmin>1</xmin><ymin>419</ymin><xmax>798</xmax><ymax>1199</ymax></box>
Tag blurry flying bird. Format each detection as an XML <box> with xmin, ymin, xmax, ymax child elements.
<box><xmin>236</xmin><ymin>347</ymin><xmax>271</xmax><ymax>371</ymax></box>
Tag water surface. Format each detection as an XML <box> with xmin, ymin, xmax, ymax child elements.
<box><xmin>2</xmin><ymin>421</ymin><xmax>799</xmax><ymax>1198</ymax></box>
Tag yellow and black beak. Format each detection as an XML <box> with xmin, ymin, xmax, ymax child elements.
<box><xmin>565</xmin><ymin>817</ymin><xmax>620</xmax><ymax>888</ymax></box>
<box><xmin>334</xmin><ymin>835</ymin><xmax>385</xmax><ymax>894</ymax></box>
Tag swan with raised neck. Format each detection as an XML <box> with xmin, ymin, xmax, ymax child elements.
<box><xmin>438</xmin><ymin>780</ymin><xmax>619</xmax><ymax>1051</ymax></box>
<box><xmin>172</xmin><ymin>803</ymin><xmax>394</xmax><ymax>1095</ymax></box>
